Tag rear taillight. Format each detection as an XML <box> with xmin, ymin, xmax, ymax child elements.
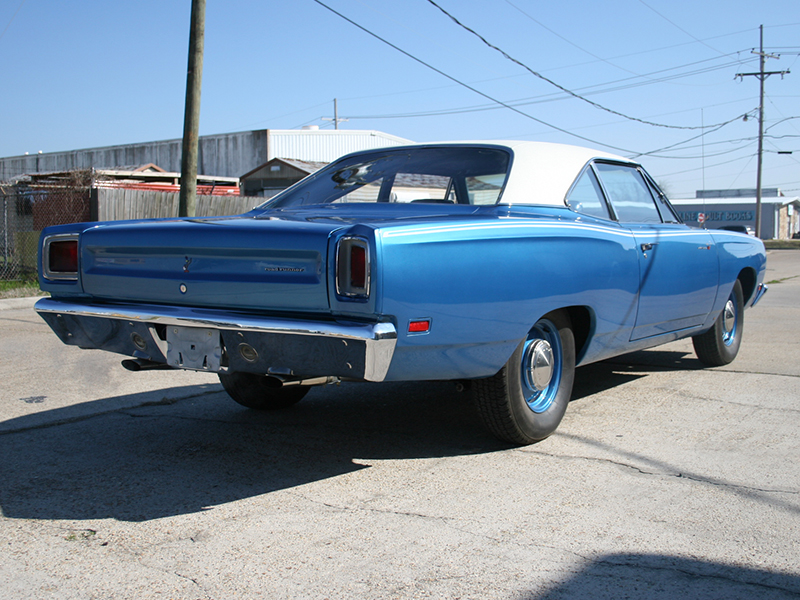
<box><xmin>336</xmin><ymin>237</ymin><xmax>370</xmax><ymax>299</ymax></box>
<box><xmin>43</xmin><ymin>234</ymin><xmax>79</xmax><ymax>280</ymax></box>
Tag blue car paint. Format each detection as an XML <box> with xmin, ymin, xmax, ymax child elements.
<box><xmin>626</xmin><ymin>223</ymin><xmax>719</xmax><ymax>340</ymax></box>
<box><xmin>36</xmin><ymin>140</ymin><xmax>768</xmax><ymax>387</ymax></box>
<box><xmin>76</xmin><ymin>217</ymin><xmax>338</xmax><ymax>313</ymax></box>
<box><xmin>375</xmin><ymin>207</ymin><xmax>643</xmax><ymax>380</ymax></box>
<box><xmin>37</xmin><ymin>201</ymin><xmax>765</xmax><ymax>383</ymax></box>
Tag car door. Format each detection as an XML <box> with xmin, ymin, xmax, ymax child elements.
<box><xmin>593</xmin><ymin>162</ymin><xmax>718</xmax><ymax>341</ymax></box>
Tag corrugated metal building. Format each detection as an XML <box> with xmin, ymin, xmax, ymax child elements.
<box><xmin>0</xmin><ymin>128</ymin><xmax>412</xmax><ymax>181</ymax></box>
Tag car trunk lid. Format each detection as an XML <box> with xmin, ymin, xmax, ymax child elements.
<box><xmin>79</xmin><ymin>217</ymin><xmax>339</xmax><ymax>312</ymax></box>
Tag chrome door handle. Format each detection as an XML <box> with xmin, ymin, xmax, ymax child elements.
<box><xmin>641</xmin><ymin>243</ymin><xmax>656</xmax><ymax>252</ymax></box>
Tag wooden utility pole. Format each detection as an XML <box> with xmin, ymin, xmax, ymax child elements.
<box><xmin>178</xmin><ymin>0</ymin><xmax>205</xmax><ymax>217</ymax></box>
<box><xmin>322</xmin><ymin>98</ymin><xmax>349</xmax><ymax>129</ymax></box>
<box><xmin>735</xmin><ymin>25</ymin><xmax>789</xmax><ymax>238</ymax></box>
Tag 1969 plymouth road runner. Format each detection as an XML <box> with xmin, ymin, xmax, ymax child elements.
<box><xmin>36</xmin><ymin>141</ymin><xmax>768</xmax><ymax>444</ymax></box>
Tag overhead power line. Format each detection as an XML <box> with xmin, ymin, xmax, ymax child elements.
<box><xmin>0</xmin><ymin>0</ymin><xmax>27</xmax><ymax>43</ymax></box>
<box><xmin>637</xmin><ymin>0</ymin><xmax>728</xmax><ymax>57</ymax></box>
<box><xmin>502</xmin><ymin>0</ymin><xmax>645</xmax><ymax>78</ymax></box>
<box><xmin>311</xmin><ymin>0</ymin><xmax>756</xmax><ymax>162</ymax></box>
<box><xmin>425</xmin><ymin>0</ymin><xmax>742</xmax><ymax>130</ymax></box>
<box><xmin>343</xmin><ymin>55</ymin><xmax>755</xmax><ymax>121</ymax></box>
<box><xmin>311</xmin><ymin>0</ymin><xmax>640</xmax><ymax>154</ymax></box>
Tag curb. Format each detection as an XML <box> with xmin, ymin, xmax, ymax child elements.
<box><xmin>0</xmin><ymin>296</ymin><xmax>43</xmax><ymax>311</ymax></box>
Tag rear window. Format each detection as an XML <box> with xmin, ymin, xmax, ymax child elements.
<box><xmin>260</xmin><ymin>147</ymin><xmax>511</xmax><ymax>208</ymax></box>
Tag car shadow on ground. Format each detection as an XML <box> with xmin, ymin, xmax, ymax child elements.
<box><xmin>0</xmin><ymin>380</ymin><xmax>507</xmax><ymax>522</ymax></box>
<box><xmin>605</xmin><ymin>347</ymin><xmax>707</xmax><ymax>372</ymax></box>
<box><xmin>526</xmin><ymin>553</ymin><xmax>800</xmax><ymax>599</ymax></box>
<box><xmin>572</xmin><ymin>347</ymin><xmax>705</xmax><ymax>401</ymax></box>
<box><xmin>0</xmin><ymin>348</ymin><xmax>718</xmax><ymax>524</ymax></box>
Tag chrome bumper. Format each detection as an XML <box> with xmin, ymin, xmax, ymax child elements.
<box><xmin>35</xmin><ymin>298</ymin><xmax>397</xmax><ymax>382</ymax></box>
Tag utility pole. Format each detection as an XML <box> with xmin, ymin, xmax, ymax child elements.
<box><xmin>735</xmin><ymin>25</ymin><xmax>789</xmax><ymax>238</ymax></box>
<box><xmin>178</xmin><ymin>0</ymin><xmax>205</xmax><ymax>218</ymax></box>
<box><xmin>322</xmin><ymin>98</ymin><xmax>349</xmax><ymax>130</ymax></box>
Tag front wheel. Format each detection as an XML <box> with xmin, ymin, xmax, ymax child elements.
<box><xmin>692</xmin><ymin>279</ymin><xmax>744</xmax><ymax>366</ymax></box>
<box><xmin>218</xmin><ymin>372</ymin><xmax>309</xmax><ymax>410</ymax></box>
<box><xmin>473</xmin><ymin>311</ymin><xmax>576</xmax><ymax>445</ymax></box>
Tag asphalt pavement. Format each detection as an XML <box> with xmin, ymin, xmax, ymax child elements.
<box><xmin>1</xmin><ymin>251</ymin><xmax>798</xmax><ymax>599</ymax></box>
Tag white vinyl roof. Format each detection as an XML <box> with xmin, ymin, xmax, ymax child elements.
<box><xmin>495</xmin><ymin>140</ymin><xmax>634</xmax><ymax>206</ymax></box>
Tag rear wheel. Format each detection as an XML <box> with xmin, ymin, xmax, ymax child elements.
<box><xmin>218</xmin><ymin>372</ymin><xmax>309</xmax><ymax>410</ymax></box>
<box><xmin>473</xmin><ymin>311</ymin><xmax>575</xmax><ymax>445</ymax></box>
<box><xmin>692</xmin><ymin>279</ymin><xmax>744</xmax><ymax>366</ymax></box>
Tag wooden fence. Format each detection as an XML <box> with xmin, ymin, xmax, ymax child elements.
<box><xmin>96</xmin><ymin>188</ymin><xmax>264</xmax><ymax>221</ymax></box>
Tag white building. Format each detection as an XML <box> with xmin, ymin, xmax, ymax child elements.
<box><xmin>670</xmin><ymin>189</ymin><xmax>800</xmax><ymax>240</ymax></box>
<box><xmin>0</xmin><ymin>128</ymin><xmax>412</xmax><ymax>181</ymax></box>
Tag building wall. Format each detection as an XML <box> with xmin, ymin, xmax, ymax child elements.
<box><xmin>673</xmin><ymin>202</ymin><xmax>768</xmax><ymax>236</ymax></box>
<box><xmin>267</xmin><ymin>129</ymin><xmax>411</xmax><ymax>162</ymax></box>
<box><xmin>778</xmin><ymin>204</ymin><xmax>799</xmax><ymax>239</ymax></box>
<box><xmin>0</xmin><ymin>129</ymin><xmax>411</xmax><ymax>181</ymax></box>
<box><xmin>0</xmin><ymin>131</ymin><xmax>267</xmax><ymax>180</ymax></box>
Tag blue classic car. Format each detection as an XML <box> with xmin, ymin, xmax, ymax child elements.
<box><xmin>36</xmin><ymin>141</ymin><xmax>767</xmax><ymax>444</ymax></box>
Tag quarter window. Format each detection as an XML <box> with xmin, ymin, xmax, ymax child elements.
<box><xmin>567</xmin><ymin>167</ymin><xmax>611</xmax><ymax>219</ymax></box>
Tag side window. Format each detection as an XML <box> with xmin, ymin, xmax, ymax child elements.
<box><xmin>595</xmin><ymin>163</ymin><xmax>662</xmax><ymax>223</ymax></box>
<box><xmin>567</xmin><ymin>167</ymin><xmax>611</xmax><ymax>219</ymax></box>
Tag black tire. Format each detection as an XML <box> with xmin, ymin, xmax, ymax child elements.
<box><xmin>473</xmin><ymin>311</ymin><xmax>576</xmax><ymax>445</ymax></box>
<box><xmin>692</xmin><ymin>279</ymin><xmax>744</xmax><ymax>366</ymax></box>
<box><xmin>218</xmin><ymin>372</ymin><xmax>309</xmax><ymax>410</ymax></box>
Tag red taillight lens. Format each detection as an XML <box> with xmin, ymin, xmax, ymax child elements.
<box><xmin>336</xmin><ymin>237</ymin><xmax>369</xmax><ymax>299</ymax></box>
<box><xmin>350</xmin><ymin>245</ymin><xmax>366</xmax><ymax>289</ymax></box>
<box><xmin>49</xmin><ymin>240</ymin><xmax>78</xmax><ymax>273</ymax></box>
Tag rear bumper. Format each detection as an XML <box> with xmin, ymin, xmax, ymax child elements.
<box><xmin>35</xmin><ymin>298</ymin><xmax>397</xmax><ymax>382</ymax></box>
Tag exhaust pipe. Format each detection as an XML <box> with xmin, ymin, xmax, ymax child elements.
<box><xmin>265</xmin><ymin>375</ymin><xmax>339</xmax><ymax>388</ymax></box>
<box><xmin>122</xmin><ymin>359</ymin><xmax>173</xmax><ymax>372</ymax></box>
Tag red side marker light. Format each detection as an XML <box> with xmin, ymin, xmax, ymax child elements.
<box><xmin>408</xmin><ymin>320</ymin><xmax>430</xmax><ymax>333</ymax></box>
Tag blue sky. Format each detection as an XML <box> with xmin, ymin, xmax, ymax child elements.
<box><xmin>1</xmin><ymin>0</ymin><xmax>798</xmax><ymax>197</ymax></box>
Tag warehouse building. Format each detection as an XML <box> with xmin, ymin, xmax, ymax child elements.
<box><xmin>0</xmin><ymin>128</ymin><xmax>411</xmax><ymax>181</ymax></box>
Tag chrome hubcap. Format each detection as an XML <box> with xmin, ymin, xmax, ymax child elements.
<box><xmin>524</xmin><ymin>339</ymin><xmax>554</xmax><ymax>391</ymax></box>
<box><xmin>722</xmin><ymin>299</ymin><xmax>735</xmax><ymax>334</ymax></box>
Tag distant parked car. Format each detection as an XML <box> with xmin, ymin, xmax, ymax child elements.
<box><xmin>719</xmin><ymin>225</ymin><xmax>754</xmax><ymax>236</ymax></box>
<box><xmin>35</xmin><ymin>141</ymin><xmax>768</xmax><ymax>444</ymax></box>
<box><xmin>792</xmin><ymin>231</ymin><xmax>800</xmax><ymax>240</ymax></box>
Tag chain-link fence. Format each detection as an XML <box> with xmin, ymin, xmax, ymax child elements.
<box><xmin>1</xmin><ymin>174</ymin><xmax>91</xmax><ymax>285</ymax></box>
<box><xmin>1</xmin><ymin>168</ymin><xmax>261</xmax><ymax>295</ymax></box>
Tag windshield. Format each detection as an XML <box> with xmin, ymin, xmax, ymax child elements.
<box><xmin>258</xmin><ymin>146</ymin><xmax>511</xmax><ymax>209</ymax></box>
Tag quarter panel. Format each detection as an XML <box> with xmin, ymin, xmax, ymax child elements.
<box><xmin>377</xmin><ymin>217</ymin><xmax>640</xmax><ymax>380</ymax></box>
<box><xmin>709</xmin><ymin>231</ymin><xmax>768</xmax><ymax>312</ymax></box>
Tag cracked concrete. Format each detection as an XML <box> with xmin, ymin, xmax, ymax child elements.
<box><xmin>0</xmin><ymin>250</ymin><xmax>799</xmax><ymax>599</ymax></box>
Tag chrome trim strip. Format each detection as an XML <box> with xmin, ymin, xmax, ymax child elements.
<box><xmin>42</xmin><ymin>233</ymin><xmax>79</xmax><ymax>281</ymax></box>
<box><xmin>35</xmin><ymin>298</ymin><xmax>397</xmax><ymax>381</ymax></box>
